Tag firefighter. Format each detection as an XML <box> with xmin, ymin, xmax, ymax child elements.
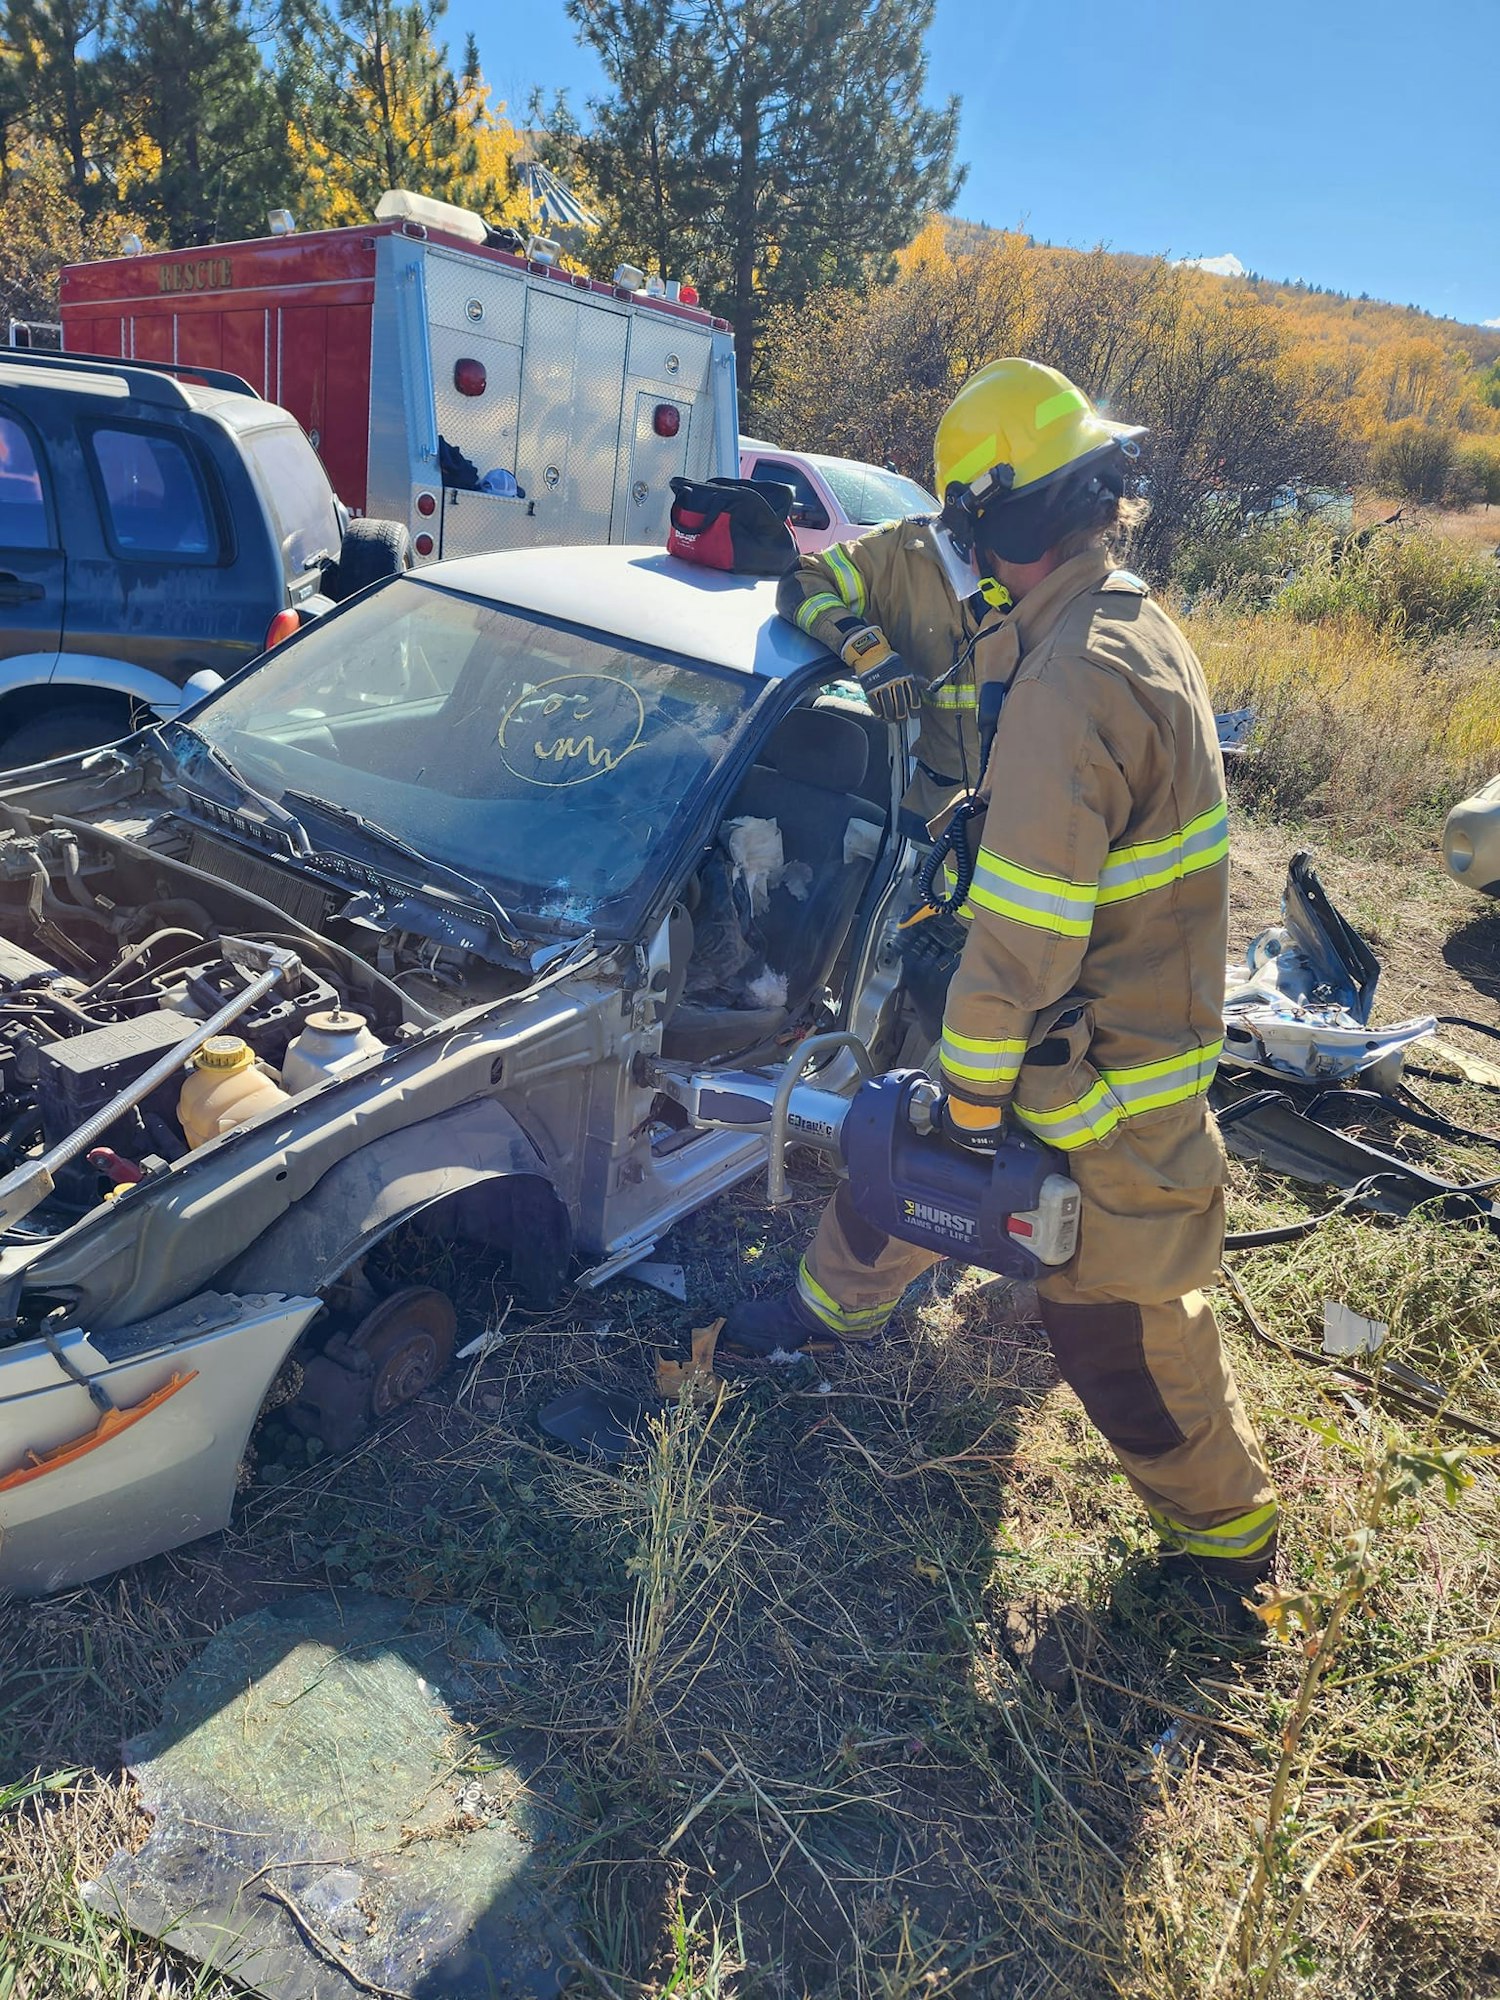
<box><xmin>726</xmin><ymin>358</ymin><xmax>1278</xmax><ymax>1612</ymax></box>
<box><xmin>776</xmin><ymin>497</ymin><xmax>1006</xmax><ymax>842</ymax></box>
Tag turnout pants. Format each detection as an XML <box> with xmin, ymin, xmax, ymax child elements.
<box><xmin>797</xmin><ymin>1104</ymin><xmax>1278</xmax><ymax>1570</ymax></box>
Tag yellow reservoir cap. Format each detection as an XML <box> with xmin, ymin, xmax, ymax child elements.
<box><xmin>193</xmin><ymin>1036</ymin><xmax>254</xmax><ymax>1073</ymax></box>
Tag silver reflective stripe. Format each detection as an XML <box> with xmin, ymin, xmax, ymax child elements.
<box><xmin>795</xmin><ymin>591</ymin><xmax>843</xmax><ymax>635</ymax></box>
<box><xmin>940</xmin><ymin>1028</ymin><xmax>1025</xmax><ymax>1086</ymax></box>
<box><xmin>1097</xmin><ymin>802</ymin><xmax>1229</xmax><ymax>906</ymax></box>
<box><xmin>968</xmin><ymin>851</ymin><xmax>1096</xmax><ymax>936</ymax></box>
<box><xmin>797</xmin><ymin>1261</ymin><xmax>893</xmax><ymax>1334</ymax></box>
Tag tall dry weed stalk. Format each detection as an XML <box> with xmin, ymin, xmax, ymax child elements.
<box><xmin>614</xmin><ymin>1389</ymin><xmax>753</xmax><ymax>1751</ymax></box>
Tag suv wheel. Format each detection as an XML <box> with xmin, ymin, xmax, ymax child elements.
<box><xmin>331</xmin><ymin>518</ymin><xmax>413</xmax><ymax>601</ymax></box>
<box><xmin>3</xmin><ymin>699</ymin><xmax>134</xmax><ymax>766</ymax></box>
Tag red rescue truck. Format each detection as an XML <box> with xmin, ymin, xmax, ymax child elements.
<box><xmin>60</xmin><ymin>191</ymin><xmax>739</xmax><ymax>563</ymax></box>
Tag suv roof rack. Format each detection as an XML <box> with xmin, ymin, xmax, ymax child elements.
<box><xmin>0</xmin><ymin>347</ymin><xmax>260</xmax><ymax>406</ymax></box>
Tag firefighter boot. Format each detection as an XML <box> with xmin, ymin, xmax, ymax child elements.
<box><xmin>1159</xmin><ymin>1538</ymin><xmax>1278</xmax><ymax>1654</ymax></box>
<box><xmin>719</xmin><ymin>1288</ymin><xmax>881</xmax><ymax>1361</ymax></box>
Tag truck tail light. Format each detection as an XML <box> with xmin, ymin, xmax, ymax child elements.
<box><xmin>416</xmin><ymin>491</ymin><xmax>436</xmax><ymax>516</ymax></box>
<box><xmin>264</xmin><ymin>607</ymin><xmax>300</xmax><ymax>650</ymax></box>
<box><xmin>453</xmin><ymin>358</ymin><xmax>487</xmax><ymax>396</ymax></box>
<box><xmin>653</xmin><ymin>403</ymin><xmax>681</xmax><ymax>438</ymax></box>
<box><xmin>414</xmin><ymin>532</ymin><xmax>435</xmax><ymax>557</ymax></box>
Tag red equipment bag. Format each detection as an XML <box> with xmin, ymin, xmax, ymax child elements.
<box><xmin>667</xmin><ymin>476</ymin><xmax>798</xmax><ymax>576</ymax></box>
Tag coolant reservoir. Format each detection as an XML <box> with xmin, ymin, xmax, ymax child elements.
<box><xmin>178</xmin><ymin>1037</ymin><xmax>291</xmax><ymax>1150</ymax></box>
<box><xmin>281</xmin><ymin>1009</ymin><xmax>385</xmax><ymax>1096</ymax></box>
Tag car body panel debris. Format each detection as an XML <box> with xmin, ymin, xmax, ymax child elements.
<box><xmin>84</xmin><ymin>1592</ymin><xmax>575</xmax><ymax>2000</ymax></box>
<box><xmin>1223</xmin><ymin>850</ymin><xmax>1435</xmax><ymax>1082</ymax></box>
<box><xmin>622</xmin><ymin>1258</ymin><xmax>689</xmax><ymax>1301</ymax></box>
<box><xmin>0</xmin><ymin>1291</ymin><xmax>321</xmax><ymax>1596</ymax></box>
<box><xmin>537</xmin><ymin>1381</ymin><xmax>654</xmax><ymax>1461</ymax></box>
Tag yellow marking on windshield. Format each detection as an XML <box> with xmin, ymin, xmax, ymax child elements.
<box><xmin>497</xmin><ymin>673</ymin><xmax>646</xmax><ymax>789</ymax></box>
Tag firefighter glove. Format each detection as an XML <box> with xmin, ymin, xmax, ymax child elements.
<box><xmin>939</xmin><ymin>1094</ymin><xmax>1005</xmax><ymax>1156</ymax></box>
<box><xmin>841</xmin><ymin>627</ymin><xmax>922</xmax><ymax>722</ymax></box>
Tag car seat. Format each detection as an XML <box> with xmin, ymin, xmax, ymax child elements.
<box><xmin>662</xmin><ymin>706</ymin><xmax>887</xmax><ymax>1062</ymax></box>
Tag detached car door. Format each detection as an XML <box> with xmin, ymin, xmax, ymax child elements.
<box><xmin>0</xmin><ymin>403</ymin><xmax>64</xmax><ymax>669</ymax></box>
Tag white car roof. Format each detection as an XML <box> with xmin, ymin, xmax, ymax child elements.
<box><xmin>422</xmin><ymin>544</ymin><xmax>829</xmax><ymax>680</ymax></box>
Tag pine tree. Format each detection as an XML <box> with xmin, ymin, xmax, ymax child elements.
<box><xmin>105</xmin><ymin>0</ymin><xmax>297</xmax><ymax>245</ymax></box>
<box><xmin>0</xmin><ymin>0</ymin><xmax>110</xmax><ymax>209</ymax></box>
<box><xmin>290</xmin><ymin>0</ymin><xmax>524</xmax><ymax>227</ymax></box>
<box><xmin>568</xmin><ymin>0</ymin><xmax>961</xmax><ymax>395</ymax></box>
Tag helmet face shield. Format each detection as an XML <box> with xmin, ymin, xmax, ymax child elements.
<box><xmin>969</xmin><ymin>444</ymin><xmax>1134</xmax><ymax>567</ymax></box>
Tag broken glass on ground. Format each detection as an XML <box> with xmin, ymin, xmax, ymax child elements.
<box><xmin>1222</xmin><ymin>850</ymin><xmax>1435</xmax><ymax>1083</ymax></box>
<box><xmin>85</xmin><ymin>1592</ymin><xmax>576</xmax><ymax>2000</ymax></box>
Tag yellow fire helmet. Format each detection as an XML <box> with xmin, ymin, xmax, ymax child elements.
<box><xmin>933</xmin><ymin>358</ymin><xmax>1144</xmax><ymax>532</ymax></box>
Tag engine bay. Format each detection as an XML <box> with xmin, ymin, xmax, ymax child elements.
<box><xmin>0</xmin><ymin>808</ymin><xmax>534</xmax><ymax>1234</ymax></box>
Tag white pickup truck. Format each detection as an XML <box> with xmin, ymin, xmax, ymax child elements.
<box><xmin>738</xmin><ymin>438</ymin><xmax>938</xmax><ymax>555</ymax></box>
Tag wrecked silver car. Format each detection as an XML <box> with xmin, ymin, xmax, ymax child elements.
<box><xmin>0</xmin><ymin>546</ymin><xmax>923</xmax><ymax>1594</ymax></box>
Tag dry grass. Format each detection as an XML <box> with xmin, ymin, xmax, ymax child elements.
<box><xmin>6</xmin><ymin>1106</ymin><xmax>1500</xmax><ymax>1997</ymax></box>
<box><xmin>1185</xmin><ymin>602</ymin><xmax>1500</xmax><ymax>840</ymax></box>
<box><xmin>1359</xmin><ymin>493</ymin><xmax>1500</xmax><ymax>556</ymax></box>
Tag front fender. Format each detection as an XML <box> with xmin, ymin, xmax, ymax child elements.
<box><xmin>220</xmin><ymin>1099</ymin><xmax>569</xmax><ymax>1302</ymax></box>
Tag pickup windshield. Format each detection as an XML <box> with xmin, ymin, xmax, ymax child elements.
<box><xmin>188</xmin><ymin>577</ymin><xmax>763</xmax><ymax>934</ymax></box>
<box><xmin>808</xmin><ymin>455</ymin><xmax>937</xmax><ymax>526</ymax></box>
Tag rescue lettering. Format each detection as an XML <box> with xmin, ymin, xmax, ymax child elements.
<box><xmin>158</xmin><ymin>258</ymin><xmax>234</xmax><ymax>295</ymax></box>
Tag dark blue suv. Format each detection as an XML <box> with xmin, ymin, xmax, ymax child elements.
<box><xmin>0</xmin><ymin>350</ymin><xmax>410</xmax><ymax>762</ymax></box>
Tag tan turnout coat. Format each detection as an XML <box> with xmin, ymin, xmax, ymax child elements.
<box><xmin>938</xmin><ymin>548</ymin><xmax>1229</xmax><ymax>1152</ymax></box>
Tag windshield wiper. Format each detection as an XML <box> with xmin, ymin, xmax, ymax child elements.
<box><xmin>164</xmin><ymin>725</ymin><xmax>313</xmax><ymax>855</ymax></box>
<box><xmin>284</xmin><ymin>789</ymin><xmax>525</xmax><ymax>949</ymax></box>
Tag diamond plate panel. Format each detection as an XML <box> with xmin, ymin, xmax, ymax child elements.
<box><xmin>515</xmin><ymin>291</ymin><xmax>628</xmax><ymax>545</ymax></box>
<box><xmin>424</xmin><ymin>247</ymin><xmax>527</xmax><ymax>343</ymax></box>
<box><xmin>625</xmin><ymin>316</ymin><xmax>712</xmax><ymax>393</ymax></box>
<box><xmin>617</xmin><ymin>388</ymin><xmax>693</xmax><ymax>544</ymax></box>
<box><xmin>431</xmin><ymin>325</ymin><xmax>523</xmax><ymax>481</ymax></box>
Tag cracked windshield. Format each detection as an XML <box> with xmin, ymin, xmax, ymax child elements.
<box><xmin>191</xmin><ymin>578</ymin><xmax>760</xmax><ymax>930</ymax></box>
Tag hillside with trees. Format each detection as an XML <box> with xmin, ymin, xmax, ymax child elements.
<box><xmin>0</xmin><ymin>0</ymin><xmax>1493</xmax><ymax>530</ymax></box>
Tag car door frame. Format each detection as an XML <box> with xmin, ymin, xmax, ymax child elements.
<box><xmin>0</xmin><ymin>396</ymin><xmax>66</xmax><ymax>684</ymax></box>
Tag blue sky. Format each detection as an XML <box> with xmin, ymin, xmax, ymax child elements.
<box><xmin>453</xmin><ymin>0</ymin><xmax>1497</xmax><ymax>331</ymax></box>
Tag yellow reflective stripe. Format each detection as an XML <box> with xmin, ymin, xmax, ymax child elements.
<box><xmin>927</xmin><ymin>684</ymin><xmax>978</xmax><ymax>710</ymax></box>
<box><xmin>1013</xmin><ymin>1078</ymin><xmax>1120</xmax><ymax>1149</ymax></box>
<box><xmin>1150</xmin><ymin>1501</ymin><xmax>1280</xmax><ymax>1561</ymax></box>
<box><xmin>1097</xmin><ymin>803</ymin><xmax>1229</xmax><ymax>906</ymax></box>
<box><xmin>1034</xmin><ymin>386</ymin><xmax>1088</xmax><ymax>430</ymax></box>
<box><xmin>940</xmin><ymin>1026</ymin><xmax>1025</xmax><ymax>1087</ymax></box>
<box><xmin>945</xmin><ymin>430</ymin><xmax>999</xmax><ymax>493</ymax></box>
<box><xmin>968</xmin><ymin>849</ymin><xmax>1097</xmax><ymax>937</ymax></box>
<box><xmin>797</xmin><ymin>1261</ymin><xmax>893</xmax><ymax>1334</ymax></box>
<box><xmin>1013</xmin><ymin>1043</ymin><xmax>1220</xmax><ymax>1151</ymax></box>
<box><xmin>824</xmin><ymin>544</ymin><xmax>866</xmax><ymax>618</ymax></box>
<box><xmin>795</xmin><ymin>590</ymin><xmax>843</xmax><ymax>635</ymax></box>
